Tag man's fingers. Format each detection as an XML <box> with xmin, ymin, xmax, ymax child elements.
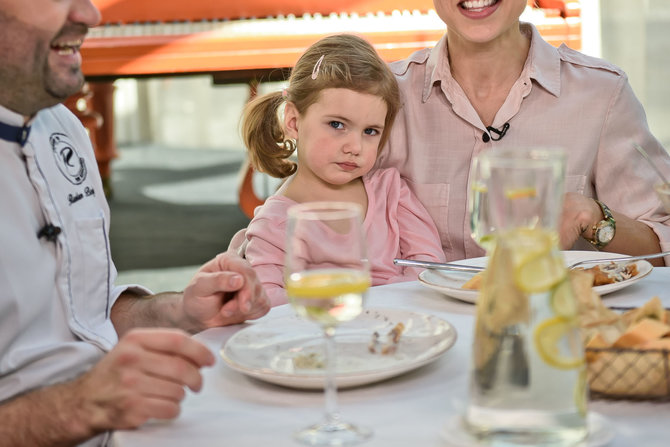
<box><xmin>134</xmin><ymin>349</ymin><xmax>206</xmax><ymax>392</ymax></box>
<box><xmin>199</xmin><ymin>251</ymin><xmax>249</xmax><ymax>274</ymax></box>
<box><xmin>189</xmin><ymin>270</ymin><xmax>245</xmax><ymax>296</ymax></box>
<box><xmin>119</xmin><ymin>367</ymin><xmax>188</xmax><ymax>401</ymax></box>
<box><xmin>122</xmin><ymin>328</ymin><xmax>215</xmax><ymax>368</ymax></box>
<box><xmin>116</xmin><ymin>396</ymin><xmax>183</xmax><ymax>429</ymax></box>
<box><xmin>244</xmin><ymin>304</ymin><xmax>271</xmax><ymax>321</ymax></box>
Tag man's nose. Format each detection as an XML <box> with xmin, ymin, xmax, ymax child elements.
<box><xmin>71</xmin><ymin>0</ymin><xmax>102</xmax><ymax>28</ymax></box>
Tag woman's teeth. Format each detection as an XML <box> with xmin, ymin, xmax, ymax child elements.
<box><xmin>461</xmin><ymin>0</ymin><xmax>497</xmax><ymax>11</ymax></box>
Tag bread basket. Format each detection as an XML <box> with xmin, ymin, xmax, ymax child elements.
<box><xmin>585</xmin><ymin>307</ymin><xmax>670</xmax><ymax>401</ymax></box>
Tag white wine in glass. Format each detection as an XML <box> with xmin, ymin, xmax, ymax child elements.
<box><xmin>468</xmin><ymin>155</ymin><xmax>496</xmax><ymax>251</ymax></box>
<box><xmin>285</xmin><ymin>201</ymin><xmax>372</xmax><ymax>446</ymax></box>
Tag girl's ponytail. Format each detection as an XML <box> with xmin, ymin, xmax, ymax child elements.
<box><xmin>241</xmin><ymin>91</ymin><xmax>297</xmax><ymax>178</ymax></box>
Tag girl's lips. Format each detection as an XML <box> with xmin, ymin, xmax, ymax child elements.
<box><xmin>337</xmin><ymin>162</ymin><xmax>359</xmax><ymax>172</ymax></box>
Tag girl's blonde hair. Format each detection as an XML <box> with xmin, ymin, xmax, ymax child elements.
<box><xmin>241</xmin><ymin>33</ymin><xmax>400</xmax><ymax>178</ymax></box>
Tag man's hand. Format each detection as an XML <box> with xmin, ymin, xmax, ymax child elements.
<box><xmin>75</xmin><ymin>328</ymin><xmax>215</xmax><ymax>431</ymax></box>
<box><xmin>181</xmin><ymin>252</ymin><xmax>270</xmax><ymax>331</ymax></box>
<box><xmin>0</xmin><ymin>328</ymin><xmax>215</xmax><ymax>446</ymax></box>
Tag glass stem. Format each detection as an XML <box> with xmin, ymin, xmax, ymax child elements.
<box><xmin>323</xmin><ymin>326</ymin><xmax>340</xmax><ymax>425</ymax></box>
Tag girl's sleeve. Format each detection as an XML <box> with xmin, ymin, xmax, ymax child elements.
<box><xmin>395</xmin><ymin>173</ymin><xmax>447</xmax><ymax>264</ymax></box>
<box><xmin>245</xmin><ymin>213</ymin><xmax>289</xmax><ymax>306</ymax></box>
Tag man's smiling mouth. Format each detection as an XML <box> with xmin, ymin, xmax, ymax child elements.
<box><xmin>51</xmin><ymin>39</ymin><xmax>83</xmax><ymax>56</ymax></box>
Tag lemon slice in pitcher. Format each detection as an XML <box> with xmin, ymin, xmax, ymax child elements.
<box><xmin>505</xmin><ymin>186</ymin><xmax>537</xmax><ymax>199</ymax></box>
<box><xmin>509</xmin><ymin>229</ymin><xmax>566</xmax><ymax>293</ymax></box>
<box><xmin>550</xmin><ymin>277</ymin><xmax>578</xmax><ymax>318</ymax></box>
<box><xmin>534</xmin><ymin>316</ymin><xmax>584</xmax><ymax>370</ymax></box>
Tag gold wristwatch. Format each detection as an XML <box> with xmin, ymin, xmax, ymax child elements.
<box><xmin>588</xmin><ymin>200</ymin><xmax>616</xmax><ymax>249</ymax></box>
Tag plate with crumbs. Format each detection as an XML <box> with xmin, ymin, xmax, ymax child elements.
<box><xmin>220</xmin><ymin>308</ymin><xmax>457</xmax><ymax>389</ymax></box>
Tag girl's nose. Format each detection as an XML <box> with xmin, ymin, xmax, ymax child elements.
<box><xmin>343</xmin><ymin>135</ymin><xmax>362</xmax><ymax>155</ymax></box>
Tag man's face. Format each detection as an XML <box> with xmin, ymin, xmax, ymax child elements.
<box><xmin>0</xmin><ymin>0</ymin><xmax>100</xmax><ymax>116</ymax></box>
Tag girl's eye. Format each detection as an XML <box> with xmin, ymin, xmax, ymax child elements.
<box><xmin>364</xmin><ymin>128</ymin><xmax>380</xmax><ymax>136</ymax></box>
<box><xmin>329</xmin><ymin>121</ymin><xmax>344</xmax><ymax>129</ymax></box>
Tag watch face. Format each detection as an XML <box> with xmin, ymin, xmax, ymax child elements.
<box><xmin>597</xmin><ymin>225</ymin><xmax>615</xmax><ymax>243</ymax></box>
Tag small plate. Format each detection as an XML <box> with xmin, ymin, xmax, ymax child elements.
<box><xmin>418</xmin><ymin>251</ymin><xmax>653</xmax><ymax>304</ymax></box>
<box><xmin>220</xmin><ymin>308</ymin><xmax>457</xmax><ymax>389</ymax></box>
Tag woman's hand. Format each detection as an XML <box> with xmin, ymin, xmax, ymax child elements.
<box><xmin>558</xmin><ymin>192</ymin><xmax>602</xmax><ymax>249</ymax></box>
<box><xmin>559</xmin><ymin>193</ymin><xmax>664</xmax><ymax>264</ymax></box>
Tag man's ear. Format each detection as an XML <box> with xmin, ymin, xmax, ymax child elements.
<box><xmin>284</xmin><ymin>101</ymin><xmax>299</xmax><ymax>139</ymax></box>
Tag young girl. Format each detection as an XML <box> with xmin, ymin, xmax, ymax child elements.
<box><xmin>241</xmin><ymin>34</ymin><xmax>445</xmax><ymax>305</ymax></box>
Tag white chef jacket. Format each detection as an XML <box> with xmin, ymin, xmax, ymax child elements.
<box><xmin>0</xmin><ymin>103</ymin><xmax>147</xmax><ymax>445</ymax></box>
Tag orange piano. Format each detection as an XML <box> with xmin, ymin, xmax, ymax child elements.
<box><xmin>76</xmin><ymin>0</ymin><xmax>582</xmax><ymax>208</ymax></box>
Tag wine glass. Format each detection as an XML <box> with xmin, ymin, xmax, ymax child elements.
<box><xmin>285</xmin><ymin>201</ymin><xmax>372</xmax><ymax>446</ymax></box>
<box><xmin>468</xmin><ymin>155</ymin><xmax>496</xmax><ymax>251</ymax></box>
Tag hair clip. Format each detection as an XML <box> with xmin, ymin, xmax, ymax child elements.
<box><xmin>311</xmin><ymin>55</ymin><xmax>325</xmax><ymax>80</ymax></box>
<box><xmin>282</xmin><ymin>88</ymin><xmax>288</xmax><ymax>98</ymax></box>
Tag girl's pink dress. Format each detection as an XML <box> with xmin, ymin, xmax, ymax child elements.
<box><xmin>245</xmin><ymin>167</ymin><xmax>446</xmax><ymax>306</ymax></box>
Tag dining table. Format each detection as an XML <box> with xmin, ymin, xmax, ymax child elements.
<box><xmin>112</xmin><ymin>266</ymin><xmax>670</xmax><ymax>447</ymax></box>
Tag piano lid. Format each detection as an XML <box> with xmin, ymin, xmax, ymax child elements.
<box><xmin>92</xmin><ymin>0</ymin><xmax>437</xmax><ymax>24</ymax></box>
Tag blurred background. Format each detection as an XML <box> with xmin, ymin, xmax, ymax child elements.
<box><xmin>104</xmin><ymin>0</ymin><xmax>670</xmax><ymax>291</ymax></box>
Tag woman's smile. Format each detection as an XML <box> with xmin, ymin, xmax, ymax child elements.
<box><xmin>458</xmin><ymin>0</ymin><xmax>501</xmax><ymax>18</ymax></box>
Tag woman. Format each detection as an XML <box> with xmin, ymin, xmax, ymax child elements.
<box><xmin>377</xmin><ymin>0</ymin><xmax>670</xmax><ymax>265</ymax></box>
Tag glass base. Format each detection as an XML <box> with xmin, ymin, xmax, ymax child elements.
<box><xmin>294</xmin><ymin>420</ymin><xmax>372</xmax><ymax>446</ymax></box>
<box><xmin>440</xmin><ymin>413</ymin><xmax>614</xmax><ymax>447</ymax></box>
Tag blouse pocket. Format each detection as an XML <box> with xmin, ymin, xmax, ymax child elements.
<box><xmin>403</xmin><ymin>179</ymin><xmax>452</xmax><ymax>252</ymax></box>
<box><xmin>69</xmin><ymin>215</ymin><xmax>111</xmax><ymax>330</ymax></box>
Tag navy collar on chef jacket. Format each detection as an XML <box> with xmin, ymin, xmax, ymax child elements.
<box><xmin>0</xmin><ymin>121</ymin><xmax>31</xmax><ymax>145</ymax></box>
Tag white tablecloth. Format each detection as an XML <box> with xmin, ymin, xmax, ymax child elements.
<box><xmin>113</xmin><ymin>269</ymin><xmax>670</xmax><ymax>447</ymax></box>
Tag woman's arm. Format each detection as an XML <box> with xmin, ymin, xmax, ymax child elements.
<box><xmin>560</xmin><ymin>75</ymin><xmax>670</xmax><ymax>265</ymax></box>
<box><xmin>560</xmin><ymin>193</ymin><xmax>664</xmax><ymax>266</ymax></box>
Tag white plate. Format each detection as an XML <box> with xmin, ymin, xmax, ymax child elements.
<box><xmin>418</xmin><ymin>251</ymin><xmax>653</xmax><ymax>304</ymax></box>
<box><xmin>220</xmin><ymin>308</ymin><xmax>457</xmax><ymax>389</ymax></box>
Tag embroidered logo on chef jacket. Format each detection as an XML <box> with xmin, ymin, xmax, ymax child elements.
<box><xmin>50</xmin><ymin>132</ymin><xmax>87</xmax><ymax>185</ymax></box>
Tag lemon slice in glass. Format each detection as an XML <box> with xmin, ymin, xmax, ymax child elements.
<box><xmin>287</xmin><ymin>270</ymin><xmax>370</xmax><ymax>298</ymax></box>
<box><xmin>534</xmin><ymin>316</ymin><xmax>584</xmax><ymax>369</ymax></box>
